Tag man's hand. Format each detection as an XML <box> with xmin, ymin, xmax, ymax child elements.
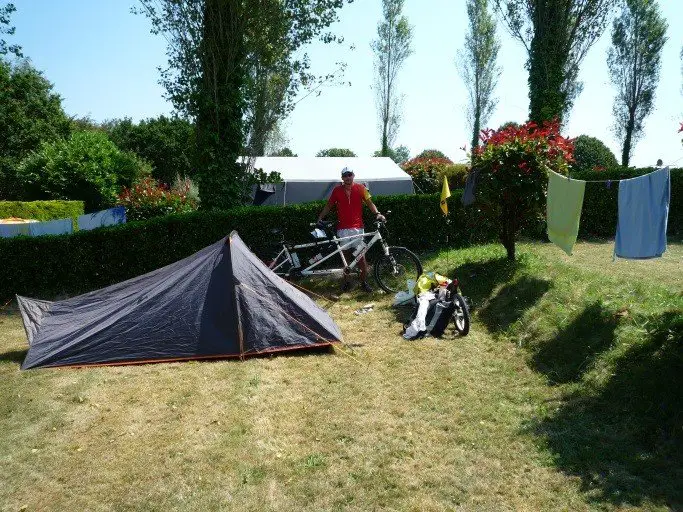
<box><xmin>376</xmin><ymin>213</ymin><xmax>386</xmax><ymax>223</ymax></box>
<box><xmin>316</xmin><ymin>220</ymin><xmax>326</xmax><ymax>229</ymax></box>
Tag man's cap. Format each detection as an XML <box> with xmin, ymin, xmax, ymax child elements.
<box><xmin>341</xmin><ymin>167</ymin><xmax>354</xmax><ymax>177</ymax></box>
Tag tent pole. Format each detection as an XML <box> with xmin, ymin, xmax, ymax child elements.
<box><xmin>235</xmin><ymin>291</ymin><xmax>245</xmax><ymax>361</ymax></box>
<box><xmin>228</xmin><ymin>236</ymin><xmax>246</xmax><ymax>360</ymax></box>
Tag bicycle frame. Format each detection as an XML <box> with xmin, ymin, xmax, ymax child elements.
<box><xmin>269</xmin><ymin>229</ymin><xmax>390</xmax><ymax>277</ymax></box>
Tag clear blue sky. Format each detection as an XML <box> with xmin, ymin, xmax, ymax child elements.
<box><xmin>11</xmin><ymin>0</ymin><xmax>683</xmax><ymax>168</ymax></box>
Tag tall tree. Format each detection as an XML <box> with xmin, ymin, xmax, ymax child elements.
<box><xmin>373</xmin><ymin>144</ymin><xmax>410</xmax><ymax>163</ymax></box>
<box><xmin>607</xmin><ymin>0</ymin><xmax>667</xmax><ymax>167</ymax></box>
<box><xmin>137</xmin><ymin>0</ymin><xmax>245</xmax><ymax>209</ymax></box>
<box><xmin>0</xmin><ymin>60</ymin><xmax>71</xmax><ymax>199</ymax></box>
<box><xmin>495</xmin><ymin>0</ymin><xmax>616</xmax><ymax>124</ymax></box>
<box><xmin>242</xmin><ymin>2</ymin><xmax>349</xmax><ymax>158</ymax></box>
<box><xmin>106</xmin><ymin>116</ymin><xmax>196</xmax><ymax>185</ymax></box>
<box><xmin>316</xmin><ymin>148</ymin><xmax>356</xmax><ymax>157</ymax></box>
<box><xmin>263</xmin><ymin>120</ymin><xmax>292</xmax><ymax>157</ymax></box>
<box><xmin>458</xmin><ymin>0</ymin><xmax>500</xmax><ymax>154</ymax></box>
<box><xmin>372</xmin><ymin>0</ymin><xmax>413</xmax><ymax>157</ymax></box>
<box><xmin>137</xmin><ymin>0</ymin><xmax>351</xmax><ymax>208</ymax></box>
<box><xmin>0</xmin><ymin>2</ymin><xmax>21</xmax><ymax>57</ymax></box>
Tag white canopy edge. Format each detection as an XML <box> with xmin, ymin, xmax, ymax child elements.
<box><xmin>238</xmin><ymin>157</ymin><xmax>413</xmax><ymax>182</ymax></box>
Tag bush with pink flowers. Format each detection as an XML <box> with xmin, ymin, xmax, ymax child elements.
<box><xmin>117</xmin><ymin>176</ymin><xmax>198</xmax><ymax>221</ymax></box>
<box><xmin>472</xmin><ymin>119</ymin><xmax>574</xmax><ymax>260</ymax></box>
<box><xmin>401</xmin><ymin>158</ymin><xmax>469</xmax><ymax>193</ymax></box>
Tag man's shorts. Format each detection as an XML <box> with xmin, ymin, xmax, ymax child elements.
<box><xmin>337</xmin><ymin>228</ymin><xmax>365</xmax><ymax>250</ymax></box>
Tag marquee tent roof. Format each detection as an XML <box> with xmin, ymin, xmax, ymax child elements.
<box><xmin>245</xmin><ymin>157</ymin><xmax>414</xmax><ymax>205</ymax></box>
<box><xmin>247</xmin><ymin>157</ymin><xmax>412</xmax><ymax>182</ymax></box>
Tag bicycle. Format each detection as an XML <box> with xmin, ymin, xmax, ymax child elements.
<box><xmin>266</xmin><ymin>216</ymin><xmax>422</xmax><ymax>293</ymax></box>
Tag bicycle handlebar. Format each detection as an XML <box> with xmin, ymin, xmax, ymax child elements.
<box><xmin>312</xmin><ymin>210</ymin><xmax>392</xmax><ymax>228</ymax></box>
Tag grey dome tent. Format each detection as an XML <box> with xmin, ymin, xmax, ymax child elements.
<box><xmin>248</xmin><ymin>157</ymin><xmax>414</xmax><ymax>206</ymax></box>
<box><xmin>18</xmin><ymin>232</ymin><xmax>342</xmax><ymax>369</ymax></box>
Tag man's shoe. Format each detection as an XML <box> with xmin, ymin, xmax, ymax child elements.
<box><xmin>361</xmin><ymin>281</ymin><xmax>373</xmax><ymax>293</ymax></box>
<box><xmin>341</xmin><ymin>281</ymin><xmax>351</xmax><ymax>293</ymax></box>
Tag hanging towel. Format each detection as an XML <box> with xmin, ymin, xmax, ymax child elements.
<box><xmin>462</xmin><ymin>168</ymin><xmax>479</xmax><ymax>206</ymax></box>
<box><xmin>0</xmin><ymin>222</ymin><xmax>32</xmax><ymax>239</ymax></box>
<box><xmin>546</xmin><ymin>170</ymin><xmax>586</xmax><ymax>256</ymax></box>
<box><xmin>77</xmin><ymin>206</ymin><xmax>126</xmax><ymax>231</ymax></box>
<box><xmin>28</xmin><ymin>218</ymin><xmax>73</xmax><ymax>237</ymax></box>
<box><xmin>614</xmin><ymin>167</ymin><xmax>670</xmax><ymax>259</ymax></box>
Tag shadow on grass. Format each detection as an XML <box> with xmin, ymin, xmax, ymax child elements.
<box><xmin>477</xmin><ymin>276</ymin><xmax>552</xmax><ymax>334</ymax></box>
<box><xmin>529</xmin><ymin>309</ymin><xmax>683</xmax><ymax>508</ymax></box>
<box><xmin>529</xmin><ymin>302</ymin><xmax>618</xmax><ymax>385</ymax></box>
<box><xmin>448</xmin><ymin>257</ymin><xmax>520</xmax><ymax>310</ymax></box>
<box><xmin>0</xmin><ymin>349</ymin><xmax>27</xmax><ymax>364</ymax></box>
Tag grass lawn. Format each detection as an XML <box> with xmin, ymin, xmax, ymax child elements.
<box><xmin>1</xmin><ymin>240</ymin><xmax>681</xmax><ymax>511</ymax></box>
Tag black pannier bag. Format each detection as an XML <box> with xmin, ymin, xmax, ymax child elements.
<box><xmin>425</xmin><ymin>300</ymin><xmax>456</xmax><ymax>337</ymax></box>
<box><xmin>403</xmin><ymin>281</ymin><xmax>469</xmax><ymax>339</ymax></box>
<box><xmin>405</xmin><ymin>297</ymin><xmax>453</xmax><ymax>339</ymax></box>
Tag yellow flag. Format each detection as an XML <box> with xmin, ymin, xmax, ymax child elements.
<box><xmin>440</xmin><ymin>175</ymin><xmax>451</xmax><ymax>215</ymax></box>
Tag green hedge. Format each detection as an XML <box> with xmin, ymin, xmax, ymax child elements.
<box><xmin>0</xmin><ymin>200</ymin><xmax>84</xmax><ymax>222</ymax></box>
<box><xmin>1</xmin><ymin>166</ymin><xmax>680</xmax><ymax>300</ymax></box>
<box><xmin>0</xmin><ymin>192</ymin><xmax>497</xmax><ymax>299</ymax></box>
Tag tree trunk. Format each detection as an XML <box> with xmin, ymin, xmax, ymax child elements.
<box><xmin>501</xmin><ymin>225</ymin><xmax>516</xmax><ymax>260</ymax></box>
<box><xmin>503</xmin><ymin>237</ymin><xmax>516</xmax><ymax>261</ymax></box>
<box><xmin>500</xmin><ymin>206</ymin><xmax>516</xmax><ymax>260</ymax></box>
<box><xmin>471</xmin><ymin>97</ymin><xmax>481</xmax><ymax>156</ymax></box>
<box><xmin>381</xmin><ymin>124</ymin><xmax>389</xmax><ymax>157</ymax></box>
<box><xmin>621</xmin><ymin>109</ymin><xmax>635</xmax><ymax>168</ymax></box>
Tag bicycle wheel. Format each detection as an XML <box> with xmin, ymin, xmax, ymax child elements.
<box><xmin>451</xmin><ymin>293</ymin><xmax>470</xmax><ymax>336</ymax></box>
<box><xmin>374</xmin><ymin>247</ymin><xmax>422</xmax><ymax>293</ymax></box>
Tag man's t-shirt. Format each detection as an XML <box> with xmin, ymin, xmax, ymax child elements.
<box><xmin>327</xmin><ymin>183</ymin><xmax>371</xmax><ymax>229</ymax></box>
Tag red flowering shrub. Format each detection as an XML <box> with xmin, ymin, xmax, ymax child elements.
<box><xmin>117</xmin><ymin>177</ymin><xmax>198</xmax><ymax>221</ymax></box>
<box><xmin>472</xmin><ymin>119</ymin><xmax>574</xmax><ymax>259</ymax></box>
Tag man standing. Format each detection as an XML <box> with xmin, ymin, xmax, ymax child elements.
<box><xmin>317</xmin><ymin>167</ymin><xmax>386</xmax><ymax>292</ymax></box>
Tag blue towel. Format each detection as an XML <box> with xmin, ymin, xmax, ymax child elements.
<box><xmin>78</xmin><ymin>206</ymin><xmax>127</xmax><ymax>231</ymax></box>
<box><xmin>0</xmin><ymin>223</ymin><xmax>32</xmax><ymax>239</ymax></box>
<box><xmin>28</xmin><ymin>218</ymin><xmax>73</xmax><ymax>237</ymax></box>
<box><xmin>614</xmin><ymin>167</ymin><xmax>670</xmax><ymax>259</ymax></box>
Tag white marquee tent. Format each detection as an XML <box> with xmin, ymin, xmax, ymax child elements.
<box><xmin>246</xmin><ymin>157</ymin><xmax>414</xmax><ymax>206</ymax></box>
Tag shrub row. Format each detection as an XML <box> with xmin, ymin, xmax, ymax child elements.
<box><xmin>0</xmin><ymin>191</ymin><xmax>496</xmax><ymax>299</ymax></box>
<box><xmin>0</xmin><ymin>200</ymin><xmax>84</xmax><ymax>222</ymax></box>
<box><xmin>1</xmin><ymin>167</ymin><xmax>680</xmax><ymax>300</ymax></box>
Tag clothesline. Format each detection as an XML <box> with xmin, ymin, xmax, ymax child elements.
<box><xmin>547</xmin><ymin>165</ymin><xmax>670</xmax><ymax>260</ymax></box>
<box><xmin>451</xmin><ymin>153</ymin><xmax>683</xmax><ymax>183</ymax></box>
<box><xmin>564</xmin><ymin>165</ymin><xmax>677</xmax><ymax>184</ymax></box>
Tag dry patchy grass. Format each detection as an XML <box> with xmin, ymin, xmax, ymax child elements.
<box><xmin>526</xmin><ymin>239</ymin><xmax>683</xmax><ymax>293</ymax></box>
<box><xmin>1</xmin><ymin>241</ymin><xmax>680</xmax><ymax>511</ymax></box>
